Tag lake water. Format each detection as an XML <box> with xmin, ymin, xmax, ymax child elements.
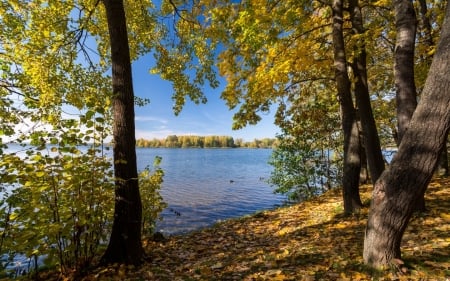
<box><xmin>2</xmin><ymin>146</ymin><xmax>284</xmax><ymax>274</ymax></box>
<box><xmin>136</xmin><ymin>148</ymin><xmax>286</xmax><ymax>234</ymax></box>
<box><xmin>2</xmin><ymin>145</ymin><xmax>284</xmax><ymax>235</ymax></box>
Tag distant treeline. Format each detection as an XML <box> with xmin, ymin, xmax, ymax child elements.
<box><xmin>136</xmin><ymin>135</ymin><xmax>278</xmax><ymax>148</ymax></box>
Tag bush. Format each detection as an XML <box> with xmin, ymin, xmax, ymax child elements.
<box><xmin>268</xmin><ymin>134</ymin><xmax>342</xmax><ymax>202</ymax></box>
<box><xmin>139</xmin><ymin>156</ymin><xmax>167</xmax><ymax>238</ymax></box>
<box><xmin>0</xmin><ymin>144</ymin><xmax>115</xmax><ymax>276</ymax></box>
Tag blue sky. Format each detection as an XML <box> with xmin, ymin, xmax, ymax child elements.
<box><xmin>131</xmin><ymin>54</ymin><xmax>280</xmax><ymax>141</ymax></box>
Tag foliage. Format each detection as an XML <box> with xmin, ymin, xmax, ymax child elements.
<box><xmin>150</xmin><ymin>0</ymin><xmax>220</xmax><ymax>114</ymax></box>
<box><xmin>0</xmin><ymin>0</ymin><xmax>447</xmax><ymax>276</ymax></box>
<box><xmin>269</xmin><ymin>134</ymin><xmax>342</xmax><ymax>201</ymax></box>
<box><xmin>0</xmin><ymin>0</ymin><xmax>117</xmax><ymax>269</ymax></box>
<box><xmin>0</xmin><ymin>131</ymin><xmax>167</xmax><ymax>277</ymax></box>
<box><xmin>207</xmin><ymin>0</ymin><xmax>334</xmax><ymax>131</ymax></box>
<box><xmin>0</xmin><ymin>92</ymin><xmax>115</xmax><ymax>275</ymax></box>
<box><xmin>0</xmin><ymin>0</ymin><xmax>167</xmax><ymax>274</ymax></box>
<box><xmin>268</xmin><ymin>82</ymin><xmax>342</xmax><ymax>201</ymax></box>
<box><xmin>136</xmin><ymin>135</ymin><xmax>278</xmax><ymax>148</ymax></box>
<box><xmin>169</xmin><ymin>0</ymin><xmax>446</xmax><ymax>149</ymax></box>
<box><xmin>48</xmin><ymin>177</ymin><xmax>450</xmax><ymax>280</ymax></box>
<box><xmin>139</xmin><ymin>156</ymin><xmax>166</xmax><ymax>238</ymax></box>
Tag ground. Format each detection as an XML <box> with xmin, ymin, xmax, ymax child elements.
<box><xmin>45</xmin><ymin>178</ymin><xmax>450</xmax><ymax>280</ymax></box>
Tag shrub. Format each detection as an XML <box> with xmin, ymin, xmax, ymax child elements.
<box><xmin>139</xmin><ymin>156</ymin><xmax>167</xmax><ymax>238</ymax></box>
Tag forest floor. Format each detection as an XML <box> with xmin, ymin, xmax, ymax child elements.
<box><xmin>52</xmin><ymin>177</ymin><xmax>449</xmax><ymax>280</ymax></box>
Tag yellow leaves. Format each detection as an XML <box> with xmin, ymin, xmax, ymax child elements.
<box><xmin>9</xmin><ymin>212</ymin><xmax>19</xmax><ymax>221</ymax></box>
<box><xmin>440</xmin><ymin>212</ymin><xmax>450</xmax><ymax>221</ymax></box>
<box><xmin>210</xmin><ymin>262</ymin><xmax>224</xmax><ymax>270</ymax></box>
<box><xmin>276</xmin><ymin>248</ymin><xmax>290</xmax><ymax>260</ymax></box>
<box><xmin>424</xmin><ymin>260</ymin><xmax>450</xmax><ymax>270</ymax></box>
<box><xmin>371</xmin><ymin>0</ymin><xmax>391</xmax><ymax>7</ymax></box>
<box><xmin>334</xmin><ymin>222</ymin><xmax>348</xmax><ymax>229</ymax></box>
<box><xmin>48</xmin><ymin>177</ymin><xmax>449</xmax><ymax>280</ymax></box>
<box><xmin>276</xmin><ymin>226</ymin><xmax>297</xmax><ymax>237</ymax></box>
<box><xmin>250</xmin><ymin>269</ymin><xmax>289</xmax><ymax>280</ymax></box>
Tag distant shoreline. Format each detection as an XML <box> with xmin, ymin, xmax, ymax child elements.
<box><xmin>136</xmin><ymin>135</ymin><xmax>278</xmax><ymax>149</ymax></box>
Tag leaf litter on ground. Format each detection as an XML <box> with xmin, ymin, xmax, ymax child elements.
<box><xmin>43</xmin><ymin>177</ymin><xmax>450</xmax><ymax>280</ymax></box>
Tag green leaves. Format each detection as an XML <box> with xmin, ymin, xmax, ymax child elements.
<box><xmin>0</xmin><ymin>141</ymin><xmax>116</xmax><ymax>275</ymax></box>
<box><xmin>139</xmin><ymin>159</ymin><xmax>166</xmax><ymax>238</ymax></box>
<box><xmin>0</xmin><ymin>0</ymin><xmax>166</xmax><ymax>275</ymax></box>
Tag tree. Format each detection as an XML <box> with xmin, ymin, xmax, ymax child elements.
<box><xmin>0</xmin><ymin>0</ymin><xmax>119</xmax><ymax>274</ymax></box>
<box><xmin>393</xmin><ymin>0</ymin><xmax>428</xmax><ymax>212</ymax></box>
<box><xmin>332</xmin><ymin>0</ymin><xmax>363</xmax><ymax>213</ymax></box>
<box><xmin>363</xmin><ymin>0</ymin><xmax>450</xmax><ymax>267</ymax></box>
<box><xmin>349</xmin><ymin>0</ymin><xmax>385</xmax><ymax>182</ymax></box>
<box><xmin>394</xmin><ymin>0</ymin><xmax>418</xmax><ymax>146</ymax></box>
<box><xmin>417</xmin><ymin>0</ymin><xmax>449</xmax><ymax>177</ymax></box>
<box><xmin>99</xmin><ymin>0</ymin><xmax>219</xmax><ymax>264</ymax></box>
<box><xmin>269</xmin><ymin>92</ymin><xmax>342</xmax><ymax>201</ymax></box>
<box><xmin>99</xmin><ymin>0</ymin><xmax>143</xmax><ymax>265</ymax></box>
<box><xmin>0</xmin><ymin>0</ymin><xmax>186</xmax><ymax>269</ymax></box>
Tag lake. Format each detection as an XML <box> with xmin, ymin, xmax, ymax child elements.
<box><xmin>136</xmin><ymin>148</ymin><xmax>286</xmax><ymax>234</ymax></box>
<box><xmin>2</xmin><ymin>145</ymin><xmax>285</xmax><ymax>235</ymax></box>
<box><xmin>2</xmin><ymin>146</ymin><xmax>284</xmax><ymax>274</ymax></box>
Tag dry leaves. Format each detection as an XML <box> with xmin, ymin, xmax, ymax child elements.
<box><xmin>63</xmin><ymin>178</ymin><xmax>450</xmax><ymax>280</ymax></box>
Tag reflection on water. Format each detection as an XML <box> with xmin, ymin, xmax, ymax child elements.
<box><xmin>136</xmin><ymin>148</ymin><xmax>286</xmax><ymax>234</ymax></box>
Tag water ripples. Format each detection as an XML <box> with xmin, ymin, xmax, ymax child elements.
<box><xmin>136</xmin><ymin>148</ymin><xmax>286</xmax><ymax>235</ymax></box>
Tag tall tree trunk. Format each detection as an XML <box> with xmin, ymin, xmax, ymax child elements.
<box><xmin>394</xmin><ymin>0</ymin><xmax>418</xmax><ymax>144</ymax></box>
<box><xmin>358</xmin><ymin>132</ymin><xmax>369</xmax><ymax>184</ymax></box>
<box><xmin>101</xmin><ymin>0</ymin><xmax>143</xmax><ymax>265</ymax></box>
<box><xmin>393</xmin><ymin>0</ymin><xmax>427</xmax><ymax>212</ymax></box>
<box><xmin>349</xmin><ymin>0</ymin><xmax>385</xmax><ymax>183</ymax></box>
<box><xmin>418</xmin><ymin>0</ymin><xmax>434</xmax><ymax>50</ymax></box>
<box><xmin>332</xmin><ymin>0</ymin><xmax>363</xmax><ymax>214</ymax></box>
<box><xmin>418</xmin><ymin>0</ymin><xmax>450</xmax><ymax>177</ymax></box>
<box><xmin>363</xmin><ymin>0</ymin><xmax>450</xmax><ymax>267</ymax></box>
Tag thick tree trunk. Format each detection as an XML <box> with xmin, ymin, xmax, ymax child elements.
<box><xmin>394</xmin><ymin>0</ymin><xmax>418</xmax><ymax>144</ymax></box>
<box><xmin>349</xmin><ymin>0</ymin><xmax>385</xmax><ymax>183</ymax></box>
<box><xmin>332</xmin><ymin>0</ymin><xmax>363</xmax><ymax>214</ymax></box>
<box><xmin>363</xmin><ymin>0</ymin><xmax>450</xmax><ymax>267</ymax></box>
<box><xmin>101</xmin><ymin>0</ymin><xmax>143</xmax><ymax>265</ymax></box>
<box><xmin>418</xmin><ymin>0</ymin><xmax>449</xmax><ymax>177</ymax></box>
<box><xmin>393</xmin><ymin>0</ymin><xmax>427</xmax><ymax>212</ymax></box>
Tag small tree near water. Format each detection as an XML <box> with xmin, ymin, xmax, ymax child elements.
<box><xmin>139</xmin><ymin>156</ymin><xmax>167</xmax><ymax>238</ymax></box>
<box><xmin>269</xmin><ymin>133</ymin><xmax>342</xmax><ymax>202</ymax></box>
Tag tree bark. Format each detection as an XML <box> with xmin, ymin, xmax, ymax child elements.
<box><xmin>358</xmin><ymin>134</ymin><xmax>369</xmax><ymax>184</ymax></box>
<box><xmin>363</xmin><ymin>0</ymin><xmax>450</xmax><ymax>267</ymax></box>
<box><xmin>101</xmin><ymin>0</ymin><xmax>143</xmax><ymax>265</ymax></box>
<box><xmin>418</xmin><ymin>0</ymin><xmax>450</xmax><ymax>177</ymax></box>
<box><xmin>332</xmin><ymin>0</ymin><xmax>363</xmax><ymax>214</ymax></box>
<box><xmin>394</xmin><ymin>0</ymin><xmax>418</xmax><ymax>145</ymax></box>
<box><xmin>437</xmin><ymin>141</ymin><xmax>449</xmax><ymax>176</ymax></box>
<box><xmin>349</xmin><ymin>0</ymin><xmax>385</xmax><ymax>183</ymax></box>
<box><xmin>393</xmin><ymin>0</ymin><xmax>428</xmax><ymax>212</ymax></box>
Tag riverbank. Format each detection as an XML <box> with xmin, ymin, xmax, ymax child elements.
<box><xmin>43</xmin><ymin>178</ymin><xmax>449</xmax><ymax>280</ymax></box>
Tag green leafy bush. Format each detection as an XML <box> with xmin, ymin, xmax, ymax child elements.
<box><xmin>139</xmin><ymin>156</ymin><xmax>167</xmax><ymax>238</ymax></box>
<box><xmin>269</xmin><ymin>134</ymin><xmax>342</xmax><ymax>202</ymax></box>
<box><xmin>0</xmin><ymin>104</ymin><xmax>117</xmax><ymax>276</ymax></box>
<box><xmin>0</xmin><ymin>144</ymin><xmax>115</xmax><ymax>276</ymax></box>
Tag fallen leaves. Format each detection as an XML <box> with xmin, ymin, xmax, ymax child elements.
<box><xmin>41</xmin><ymin>177</ymin><xmax>450</xmax><ymax>280</ymax></box>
